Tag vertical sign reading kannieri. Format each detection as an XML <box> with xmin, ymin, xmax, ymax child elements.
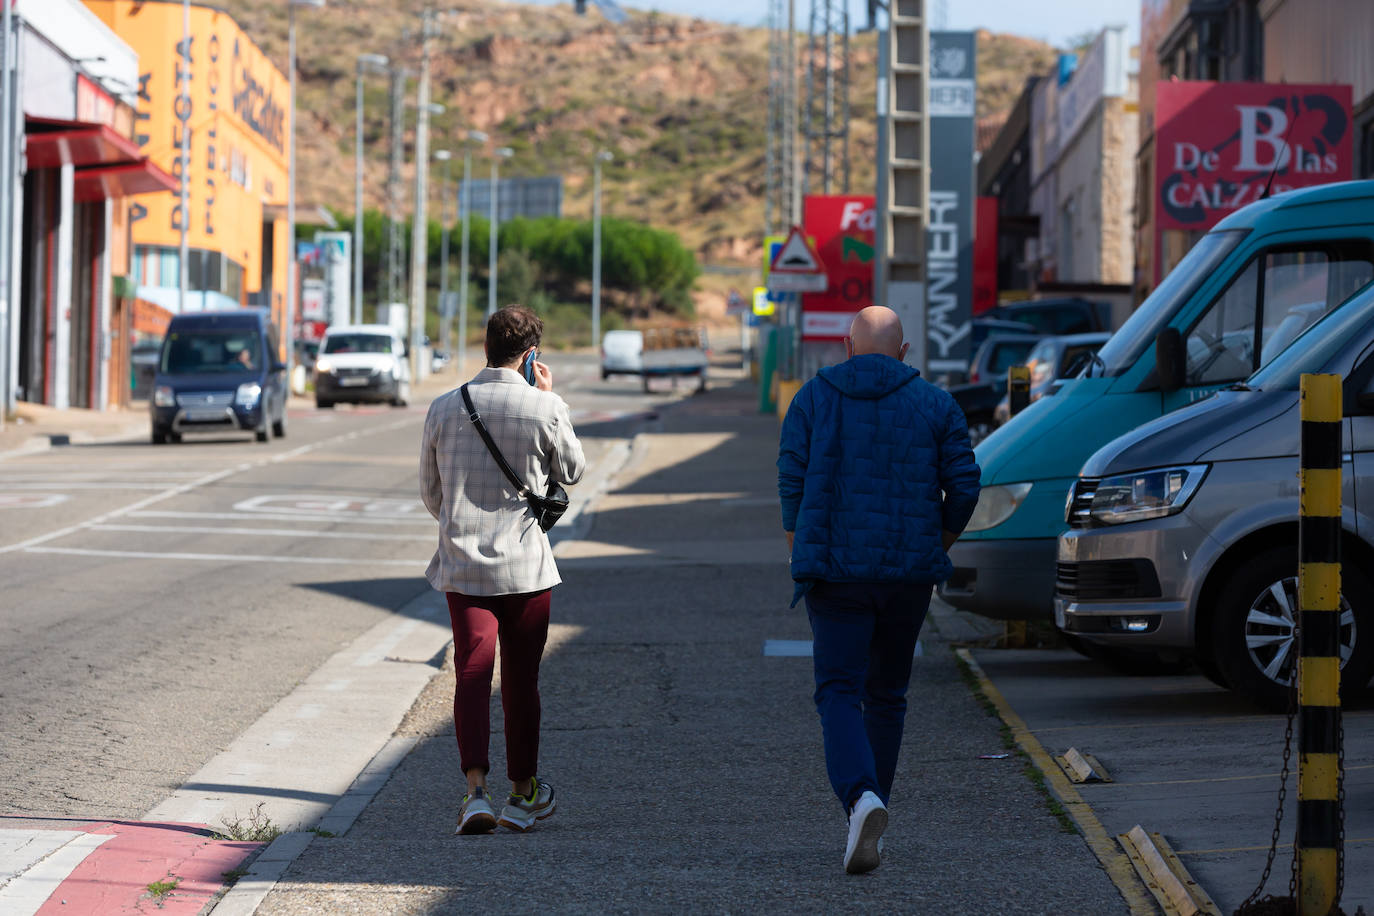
<box><xmin>926</xmin><ymin>31</ymin><xmax>976</xmax><ymax>376</ymax></box>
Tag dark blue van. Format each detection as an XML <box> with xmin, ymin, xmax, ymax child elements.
<box><xmin>150</xmin><ymin>308</ymin><xmax>287</xmax><ymax>444</ymax></box>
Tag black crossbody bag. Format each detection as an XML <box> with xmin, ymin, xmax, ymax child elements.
<box><xmin>461</xmin><ymin>384</ymin><xmax>570</xmax><ymax>532</ymax></box>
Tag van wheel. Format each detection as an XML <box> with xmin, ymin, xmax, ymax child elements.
<box><xmin>317</xmin><ymin>398</ymin><xmax>333</xmax><ymax>409</ymax></box>
<box><xmin>1210</xmin><ymin>545</ymin><xmax>1374</xmax><ymax>708</ymax></box>
<box><xmin>151</xmin><ymin>427</ymin><xmax>167</xmax><ymax>445</ymax></box>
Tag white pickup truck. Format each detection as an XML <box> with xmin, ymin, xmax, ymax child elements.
<box><xmin>640</xmin><ymin>327</ymin><xmax>709</xmax><ymax>393</ymax></box>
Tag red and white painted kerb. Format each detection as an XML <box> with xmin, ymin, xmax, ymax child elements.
<box><xmin>0</xmin><ymin>819</ymin><xmax>259</xmax><ymax>915</ymax></box>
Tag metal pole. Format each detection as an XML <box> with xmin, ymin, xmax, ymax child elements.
<box><xmin>1297</xmin><ymin>372</ymin><xmax>1344</xmax><ymax>915</ymax></box>
<box><xmin>285</xmin><ymin>2</ymin><xmax>297</xmax><ymax>387</ymax></box>
<box><xmin>179</xmin><ymin>0</ymin><xmax>190</xmax><ymax>313</ymax></box>
<box><xmin>487</xmin><ymin>155</ymin><xmax>498</xmax><ymax>320</ymax></box>
<box><xmin>591</xmin><ymin>154</ymin><xmax>603</xmax><ymax>350</ymax></box>
<box><xmin>437</xmin><ymin>151</ymin><xmax>451</xmax><ymax>363</ymax></box>
<box><xmin>458</xmin><ymin>149</ymin><xmax>472</xmax><ymax>379</ymax></box>
<box><xmin>353</xmin><ymin>63</ymin><xmax>364</xmax><ymax>325</ymax></box>
<box><xmin>409</xmin><ymin>8</ymin><xmax>434</xmax><ymax>384</ymax></box>
<box><xmin>0</xmin><ymin>0</ymin><xmax>11</xmax><ymax>426</ymax></box>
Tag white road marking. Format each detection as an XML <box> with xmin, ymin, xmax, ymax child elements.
<box><xmin>323</xmin><ymin>679</ymin><xmax>352</xmax><ymax>692</ymax></box>
<box><xmin>25</xmin><ymin>546</ymin><xmax>428</xmax><ymax>567</ymax></box>
<box><xmin>126</xmin><ymin>510</ymin><xmax>434</xmax><ymax>527</ymax></box>
<box><xmin>0</xmin><ymin>494</ymin><xmax>69</xmax><ymax>509</ymax></box>
<box><xmin>0</xmin><ymin>471</ymin><xmax>208</xmax><ymax>480</ymax></box>
<box><xmin>0</xmin><ymin>831</ymin><xmax>114</xmax><ymax>916</ymax></box>
<box><xmin>294</xmin><ymin>705</ymin><xmax>323</xmax><ymax>720</ymax></box>
<box><xmin>0</xmin><ymin>417</ymin><xmax>417</xmax><ymax>556</ymax></box>
<box><xmin>0</xmin><ymin>483</ymin><xmax>182</xmax><ymax>491</ymax></box>
<box><xmin>234</xmin><ymin>494</ymin><xmax>427</xmax><ymax>518</ymax></box>
<box><xmin>88</xmin><ymin>523</ymin><xmax>431</xmax><ymax>542</ymax></box>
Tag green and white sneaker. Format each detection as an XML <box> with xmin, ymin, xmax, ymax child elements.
<box><xmin>457</xmin><ymin>787</ymin><xmax>497</xmax><ymax>835</ymax></box>
<box><xmin>498</xmin><ymin>779</ymin><xmax>556</xmax><ymax>832</ymax></box>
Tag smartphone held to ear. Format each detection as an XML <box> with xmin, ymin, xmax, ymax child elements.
<box><xmin>522</xmin><ymin>351</ymin><xmax>538</xmax><ymax>386</ymax></box>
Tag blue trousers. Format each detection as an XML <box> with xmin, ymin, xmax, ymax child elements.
<box><xmin>805</xmin><ymin>581</ymin><xmax>932</xmax><ymax>812</ymax></box>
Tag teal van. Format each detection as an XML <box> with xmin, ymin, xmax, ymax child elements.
<box><xmin>939</xmin><ymin>180</ymin><xmax>1374</xmax><ymax>620</ymax></box>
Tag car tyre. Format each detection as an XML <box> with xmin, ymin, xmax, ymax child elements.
<box><xmin>317</xmin><ymin>398</ymin><xmax>333</xmax><ymax>409</ymax></box>
<box><xmin>151</xmin><ymin>427</ymin><xmax>167</xmax><ymax>445</ymax></box>
<box><xmin>1210</xmin><ymin>545</ymin><xmax>1374</xmax><ymax>708</ymax></box>
<box><xmin>601</xmin><ymin>369</ymin><xmax>610</xmax><ymax>381</ymax></box>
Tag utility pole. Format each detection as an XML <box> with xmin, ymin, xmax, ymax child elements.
<box><xmin>408</xmin><ymin>7</ymin><xmax>435</xmax><ymax>384</ymax></box>
<box><xmin>434</xmin><ymin>148</ymin><xmax>452</xmax><ymax>363</ymax></box>
<box><xmin>873</xmin><ymin>0</ymin><xmax>929</xmax><ymax>371</ymax></box>
<box><xmin>0</xmin><ymin>0</ymin><xmax>11</xmax><ymax>426</ymax></box>
<box><xmin>457</xmin><ymin>130</ymin><xmax>486</xmax><ymax>381</ymax></box>
<box><xmin>591</xmin><ymin>150</ymin><xmax>612</xmax><ymax>349</ymax></box>
<box><xmin>385</xmin><ymin>67</ymin><xmax>406</xmax><ymax>311</ymax></box>
<box><xmin>764</xmin><ymin>0</ymin><xmax>786</xmax><ymax>236</ymax></box>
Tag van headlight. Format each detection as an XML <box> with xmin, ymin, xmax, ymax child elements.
<box><xmin>153</xmin><ymin>385</ymin><xmax>176</xmax><ymax>408</ymax></box>
<box><xmin>314</xmin><ymin>357</ymin><xmax>333</xmax><ymax>375</ymax></box>
<box><xmin>964</xmin><ymin>483</ymin><xmax>1033</xmax><ymax>532</ymax></box>
<box><xmin>235</xmin><ymin>382</ymin><xmax>262</xmax><ymax>407</ymax></box>
<box><xmin>1083</xmin><ymin>465</ymin><xmax>1209</xmax><ymax>526</ymax></box>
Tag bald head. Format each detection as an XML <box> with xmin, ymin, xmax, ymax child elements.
<box><xmin>847</xmin><ymin>306</ymin><xmax>907</xmax><ymax>360</ymax></box>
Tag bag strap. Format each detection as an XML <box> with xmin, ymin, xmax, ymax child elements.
<box><xmin>461</xmin><ymin>384</ymin><xmax>530</xmax><ymax>498</ymax></box>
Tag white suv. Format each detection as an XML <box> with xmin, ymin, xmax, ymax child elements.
<box><xmin>313</xmin><ymin>325</ymin><xmax>411</xmax><ymax>408</ymax></box>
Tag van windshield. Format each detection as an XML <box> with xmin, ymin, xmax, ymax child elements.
<box><xmin>1094</xmin><ymin>229</ymin><xmax>1248</xmax><ymax>376</ymax></box>
<box><xmin>161</xmin><ymin>329</ymin><xmax>261</xmax><ymax>374</ymax></box>
<box><xmin>324</xmin><ymin>334</ymin><xmax>393</xmax><ymax>354</ymax></box>
<box><xmin>1249</xmin><ymin>283</ymin><xmax>1374</xmax><ymax>391</ymax></box>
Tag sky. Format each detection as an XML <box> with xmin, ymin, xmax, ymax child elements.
<box><xmin>570</xmin><ymin>0</ymin><xmax>1143</xmax><ymax>50</ymax></box>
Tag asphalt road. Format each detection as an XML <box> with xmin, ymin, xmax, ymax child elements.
<box><xmin>0</xmin><ymin>351</ymin><xmax>686</xmax><ymax>823</ymax></box>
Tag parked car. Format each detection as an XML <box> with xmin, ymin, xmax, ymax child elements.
<box><xmin>983</xmin><ymin>297</ymin><xmax>1112</xmax><ymax>335</ymax></box>
<box><xmin>1057</xmin><ymin>280</ymin><xmax>1374</xmax><ymax>705</ymax></box>
<box><xmin>949</xmin><ymin>334</ymin><xmax>1042</xmax><ymax>445</ymax></box>
<box><xmin>314</xmin><ymin>324</ymin><xmax>411</xmax><ymax>408</ymax></box>
<box><xmin>970</xmin><ymin>316</ymin><xmax>1040</xmax><ymax>351</ymax></box>
<box><xmin>130</xmin><ymin>338</ymin><xmax>161</xmax><ymax>401</ymax></box>
<box><xmin>991</xmin><ymin>332</ymin><xmax>1112</xmax><ymax>426</ymax></box>
<box><xmin>601</xmin><ymin>329</ymin><xmax>644</xmax><ymax>379</ymax></box>
<box><xmin>940</xmin><ymin>180</ymin><xmax>1374</xmax><ymax>621</ymax></box>
<box><xmin>150</xmin><ymin>308</ymin><xmax>287</xmax><ymax>444</ymax></box>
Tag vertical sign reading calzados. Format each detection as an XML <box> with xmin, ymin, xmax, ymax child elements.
<box><xmin>927</xmin><ymin>31</ymin><xmax>976</xmax><ymax>375</ymax></box>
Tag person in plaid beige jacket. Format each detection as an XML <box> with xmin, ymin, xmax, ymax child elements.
<box><xmin>420</xmin><ymin>305</ymin><xmax>585</xmax><ymax>835</ymax></box>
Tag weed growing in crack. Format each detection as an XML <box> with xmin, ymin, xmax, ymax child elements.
<box><xmin>214</xmin><ymin>803</ymin><xmax>283</xmax><ymax>843</ymax></box>
<box><xmin>146</xmin><ymin>876</ymin><xmax>179</xmax><ymax>898</ymax></box>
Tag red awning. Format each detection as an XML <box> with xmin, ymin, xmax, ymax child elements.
<box><xmin>25</xmin><ymin>121</ymin><xmax>145</xmax><ymax>170</ymax></box>
<box><xmin>73</xmin><ymin>159</ymin><xmax>177</xmax><ymax>202</ymax></box>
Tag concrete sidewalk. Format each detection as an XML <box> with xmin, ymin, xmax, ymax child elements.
<box><xmin>239</xmin><ymin>378</ymin><xmax>1131</xmax><ymax>914</ymax></box>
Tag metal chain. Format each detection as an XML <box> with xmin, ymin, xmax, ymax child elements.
<box><xmin>1240</xmin><ymin>665</ymin><xmax>1298</xmax><ymax>910</ymax></box>
<box><xmin>1335</xmin><ymin>708</ymin><xmax>1346</xmax><ymax>910</ymax></box>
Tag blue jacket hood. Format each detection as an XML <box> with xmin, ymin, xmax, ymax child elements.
<box><xmin>817</xmin><ymin>353</ymin><xmax>920</xmax><ymax>400</ymax></box>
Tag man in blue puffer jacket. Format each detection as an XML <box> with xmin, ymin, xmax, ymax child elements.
<box><xmin>778</xmin><ymin>305</ymin><xmax>980</xmax><ymax>875</ymax></box>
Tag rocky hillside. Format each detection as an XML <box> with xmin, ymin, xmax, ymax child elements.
<box><xmin>229</xmin><ymin>0</ymin><xmax>1057</xmax><ymax>268</ymax></box>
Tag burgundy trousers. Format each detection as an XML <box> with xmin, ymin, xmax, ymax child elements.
<box><xmin>445</xmin><ymin>589</ymin><xmax>551</xmax><ymax>781</ymax></box>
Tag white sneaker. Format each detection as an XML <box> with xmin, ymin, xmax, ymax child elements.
<box><xmin>843</xmin><ymin>791</ymin><xmax>887</xmax><ymax>874</ymax></box>
<box><xmin>456</xmin><ymin>787</ymin><xmax>497</xmax><ymax>835</ymax></box>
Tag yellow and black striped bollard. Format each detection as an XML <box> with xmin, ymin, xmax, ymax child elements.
<box><xmin>1297</xmin><ymin>372</ymin><xmax>1343</xmax><ymax>915</ymax></box>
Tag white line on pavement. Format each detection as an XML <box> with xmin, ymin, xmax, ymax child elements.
<box><xmin>0</xmin><ymin>483</ymin><xmax>179</xmax><ymax>490</ymax></box>
<box><xmin>126</xmin><ymin>510</ymin><xmax>435</xmax><ymax>527</ymax></box>
<box><xmin>88</xmin><ymin>523</ymin><xmax>432</xmax><ymax>541</ymax></box>
<box><xmin>25</xmin><ymin>546</ymin><xmax>429</xmax><ymax>567</ymax></box>
<box><xmin>0</xmin><ymin>832</ymin><xmax>114</xmax><ymax>916</ymax></box>
<box><xmin>0</xmin><ymin>417</ymin><xmax>418</xmax><ymax>557</ymax></box>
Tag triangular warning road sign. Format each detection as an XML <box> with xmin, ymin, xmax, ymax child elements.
<box><xmin>769</xmin><ymin>225</ymin><xmax>825</xmax><ymax>274</ymax></box>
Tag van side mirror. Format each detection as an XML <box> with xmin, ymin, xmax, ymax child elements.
<box><xmin>1156</xmin><ymin>328</ymin><xmax>1186</xmax><ymax>393</ymax></box>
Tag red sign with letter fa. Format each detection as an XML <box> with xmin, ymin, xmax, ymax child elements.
<box><xmin>1155</xmin><ymin>81</ymin><xmax>1353</xmax><ymax>232</ymax></box>
<box><xmin>802</xmin><ymin>195</ymin><xmax>876</xmax><ymax>341</ymax></box>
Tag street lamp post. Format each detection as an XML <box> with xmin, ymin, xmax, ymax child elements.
<box><xmin>354</xmin><ymin>52</ymin><xmax>388</xmax><ymax>326</ymax></box>
<box><xmin>457</xmin><ymin>129</ymin><xmax>487</xmax><ymax>381</ymax></box>
<box><xmin>286</xmin><ymin>0</ymin><xmax>325</xmax><ymax>393</ymax></box>
<box><xmin>486</xmin><ymin>146</ymin><xmax>513</xmax><ymax>321</ymax></box>
<box><xmin>591</xmin><ymin>150</ymin><xmax>613</xmax><ymax>349</ymax></box>
<box><xmin>433</xmin><ymin>148</ymin><xmax>451</xmax><ymax>366</ymax></box>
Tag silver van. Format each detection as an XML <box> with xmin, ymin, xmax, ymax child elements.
<box><xmin>1056</xmin><ymin>282</ymin><xmax>1374</xmax><ymax>705</ymax></box>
